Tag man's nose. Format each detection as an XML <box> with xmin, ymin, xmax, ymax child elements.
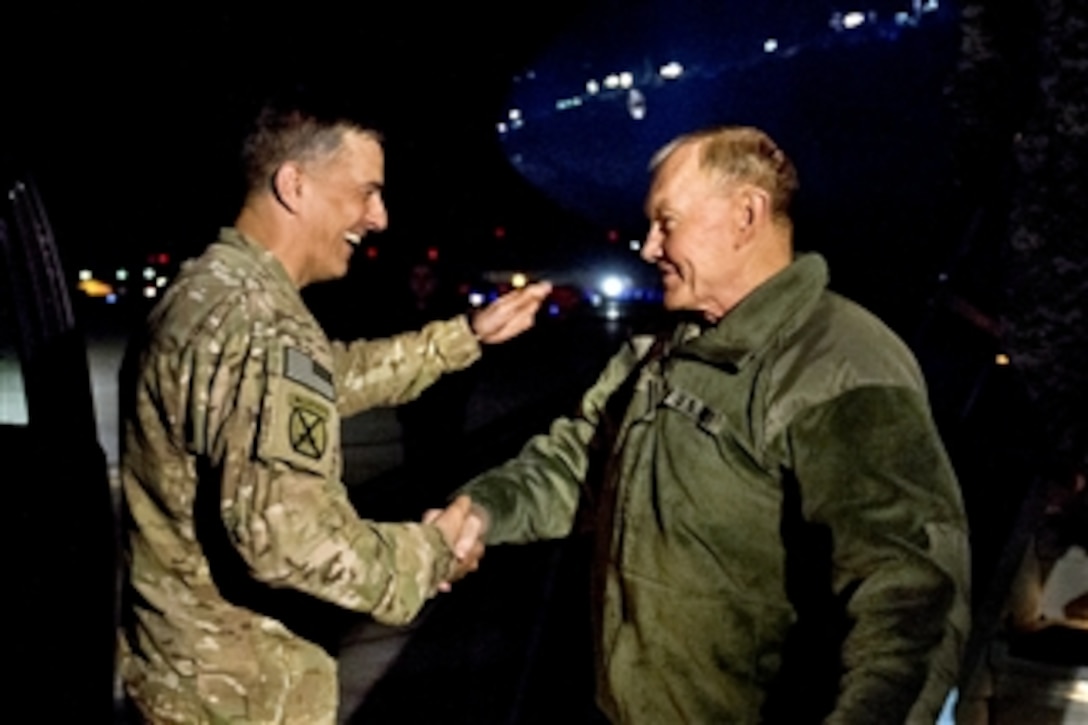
<box><xmin>367</xmin><ymin>195</ymin><xmax>389</xmax><ymax>231</ymax></box>
<box><xmin>640</xmin><ymin>227</ymin><xmax>661</xmax><ymax>263</ymax></box>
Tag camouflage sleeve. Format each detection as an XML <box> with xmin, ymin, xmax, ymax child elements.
<box><xmin>787</xmin><ymin>386</ymin><xmax>971</xmax><ymax>724</ymax></box>
<box><xmin>332</xmin><ymin>315</ymin><xmax>481</xmax><ymax>417</ymax></box>
<box><xmin>459</xmin><ymin>339</ymin><xmax>646</xmax><ymax>545</ymax></box>
<box><xmin>177</xmin><ymin>319</ymin><xmax>456</xmax><ymax>626</ymax></box>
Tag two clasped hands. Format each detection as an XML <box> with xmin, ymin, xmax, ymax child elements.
<box><xmin>423</xmin><ymin>495</ymin><xmax>488</xmax><ymax>592</ymax></box>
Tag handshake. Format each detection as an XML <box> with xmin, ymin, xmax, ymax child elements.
<box><xmin>422</xmin><ymin>495</ymin><xmax>488</xmax><ymax>592</ymax></box>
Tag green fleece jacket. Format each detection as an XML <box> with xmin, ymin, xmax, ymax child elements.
<box><xmin>462</xmin><ymin>254</ymin><xmax>969</xmax><ymax>724</ymax></box>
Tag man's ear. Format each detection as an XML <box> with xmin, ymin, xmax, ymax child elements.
<box><xmin>733</xmin><ymin>186</ymin><xmax>771</xmax><ymax>247</ymax></box>
<box><xmin>270</xmin><ymin>162</ymin><xmax>305</xmax><ymax>214</ymax></box>
<box><xmin>740</xmin><ymin>186</ymin><xmax>771</xmax><ymax>228</ymax></box>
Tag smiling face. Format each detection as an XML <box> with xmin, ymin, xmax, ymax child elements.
<box><xmin>641</xmin><ymin>141</ymin><xmax>749</xmax><ymax>322</ymax></box>
<box><xmin>296</xmin><ymin>130</ymin><xmax>388</xmax><ymax>285</ymax></box>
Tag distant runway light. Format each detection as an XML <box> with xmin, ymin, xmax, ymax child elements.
<box><xmin>995</xmin><ymin>353</ymin><xmax>1010</xmax><ymax>366</ymax></box>
<box><xmin>497</xmin><ymin>122</ymin><xmax>508</xmax><ymax>134</ymax></box>
<box><xmin>600</xmin><ymin>275</ymin><xmax>626</xmax><ymax>298</ymax></box>
<box><xmin>143</xmin><ymin>267</ymin><xmax>156</xmax><ymax>280</ymax></box>
<box><xmin>659</xmin><ymin>62</ymin><xmax>683</xmax><ymax>79</ymax></box>
<box><xmin>78</xmin><ymin>269</ymin><xmax>92</xmax><ymax>281</ymax></box>
<box><xmin>508</xmin><ymin>108</ymin><xmax>522</xmax><ymax>121</ymax></box>
<box><xmin>586</xmin><ymin>79</ymin><xmax>600</xmax><ymax>94</ymax></box>
<box><xmin>629</xmin><ymin>240</ymin><xmax>641</xmax><ymax>251</ymax></box>
<box><xmin>764</xmin><ymin>38</ymin><xmax>779</xmax><ymax>53</ymax></box>
<box><xmin>511</xmin><ymin>273</ymin><xmax>528</xmax><ymax>289</ymax></box>
<box><xmin>143</xmin><ymin>286</ymin><xmax>157</xmax><ymax>299</ymax></box>
<box><xmin>843</xmin><ymin>11</ymin><xmax>865</xmax><ymax>29</ymax></box>
<box><xmin>156</xmin><ymin>276</ymin><xmax>168</xmax><ymax>288</ymax></box>
<box><xmin>468</xmin><ymin>292</ymin><xmax>485</xmax><ymax>307</ymax></box>
<box><xmin>619</xmin><ymin>71</ymin><xmax>633</xmax><ymax>89</ymax></box>
<box><xmin>604</xmin><ymin>74</ymin><xmax>620</xmax><ymax>89</ymax></box>
<box><xmin>116</xmin><ymin>268</ymin><xmax>129</xmax><ymax>281</ymax></box>
<box><xmin>922</xmin><ymin>0</ymin><xmax>939</xmax><ymax>12</ymax></box>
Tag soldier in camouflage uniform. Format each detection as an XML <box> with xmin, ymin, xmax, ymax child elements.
<box><xmin>117</xmin><ymin>104</ymin><xmax>550</xmax><ymax>723</ymax></box>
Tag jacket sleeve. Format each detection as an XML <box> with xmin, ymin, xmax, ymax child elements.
<box><xmin>459</xmin><ymin>340</ymin><xmax>645</xmax><ymax>545</ymax></box>
<box><xmin>786</xmin><ymin>385</ymin><xmax>970</xmax><ymax>724</ymax></box>
<box><xmin>332</xmin><ymin>315</ymin><xmax>480</xmax><ymax>417</ymax></box>
<box><xmin>166</xmin><ymin>319</ymin><xmax>455</xmax><ymax>626</ymax></box>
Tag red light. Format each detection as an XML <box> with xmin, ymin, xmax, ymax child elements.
<box><xmin>365</xmin><ymin>246</ymin><xmax>379</xmax><ymax>259</ymax></box>
<box><xmin>494</xmin><ymin>226</ymin><xmax>506</xmax><ymax>239</ymax></box>
<box><xmin>157</xmin><ymin>253</ymin><xmax>170</xmax><ymax>265</ymax></box>
<box><xmin>607</xmin><ymin>229</ymin><xmax>619</xmax><ymax>243</ymax></box>
<box><xmin>426</xmin><ymin>247</ymin><xmax>439</xmax><ymax>262</ymax></box>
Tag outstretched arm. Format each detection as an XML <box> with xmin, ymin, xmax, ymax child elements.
<box><xmin>333</xmin><ymin>282</ymin><xmax>551</xmax><ymax>417</ymax></box>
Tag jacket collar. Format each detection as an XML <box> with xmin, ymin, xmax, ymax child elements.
<box><xmin>215</xmin><ymin>226</ymin><xmax>300</xmax><ymax>294</ymax></box>
<box><xmin>672</xmin><ymin>253</ymin><xmax>829</xmax><ymax>370</ymax></box>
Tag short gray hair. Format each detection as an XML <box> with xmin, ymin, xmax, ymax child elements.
<box><xmin>651</xmin><ymin>126</ymin><xmax>798</xmax><ymax>219</ymax></box>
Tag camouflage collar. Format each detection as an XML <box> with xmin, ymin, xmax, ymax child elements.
<box><xmin>216</xmin><ymin>226</ymin><xmax>300</xmax><ymax>293</ymax></box>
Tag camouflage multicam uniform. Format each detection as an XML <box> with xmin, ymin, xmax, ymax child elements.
<box><xmin>118</xmin><ymin>228</ymin><xmax>481</xmax><ymax>724</ymax></box>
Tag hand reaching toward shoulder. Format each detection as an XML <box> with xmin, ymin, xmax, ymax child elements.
<box><xmin>470</xmin><ymin>282</ymin><xmax>552</xmax><ymax>344</ymax></box>
<box><xmin>424</xmin><ymin>495</ymin><xmax>490</xmax><ymax>592</ymax></box>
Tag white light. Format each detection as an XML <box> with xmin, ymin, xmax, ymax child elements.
<box><xmin>511</xmin><ymin>273</ymin><xmax>528</xmax><ymax>289</ymax></box>
<box><xmin>922</xmin><ymin>0</ymin><xmax>939</xmax><ymax>12</ymax></box>
<box><xmin>843</xmin><ymin>11</ymin><xmax>865</xmax><ymax>29</ymax></box>
<box><xmin>627</xmin><ymin>88</ymin><xmax>646</xmax><ymax>120</ymax></box>
<box><xmin>604</xmin><ymin>74</ymin><xmax>620</xmax><ymax>89</ymax></box>
<box><xmin>619</xmin><ymin>71</ymin><xmax>633</xmax><ymax>89</ymax></box>
<box><xmin>468</xmin><ymin>292</ymin><xmax>485</xmax><ymax>307</ymax></box>
<box><xmin>629</xmin><ymin>240</ymin><xmax>641</xmax><ymax>251</ymax></box>
<box><xmin>143</xmin><ymin>267</ymin><xmax>156</xmax><ymax>280</ymax></box>
<box><xmin>586</xmin><ymin>79</ymin><xmax>600</xmax><ymax>94</ymax></box>
<box><xmin>600</xmin><ymin>275</ymin><xmax>626</xmax><ymax>298</ymax></box>
<box><xmin>143</xmin><ymin>286</ymin><xmax>157</xmax><ymax>299</ymax></box>
<box><xmin>508</xmin><ymin>108</ymin><xmax>522</xmax><ymax>121</ymax></box>
<box><xmin>116</xmin><ymin>268</ymin><xmax>128</xmax><ymax>281</ymax></box>
<box><xmin>78</xmin><ymin>269</ymin><xmax>92</xmax><ymax>281</ymax></box>
<box><xmin>1071</xmin><ymin>678</ymin><xmax>1088</xmax><ymax>704</ymax></box>
<box><xmin>497</xmin><ymin>122</ymin><xmax>508</xmax><ymax>134</ymax></box>
<box><xmin>605</xmin><ymin>305</ymin><xmax>621</xmax><ymax>321</ymax></box>
<box><xmin>659</xmin><ymin>62</ymin><xmax>683</xmax><ymax>80</ymax></box>
<box><xmin>995</xmin><ymin>353</ymin><xmax>1010</xmax><ymax>366</ymax></box>
<box><xmin>764</xmin><ymin>38</ymin><xmax>779</xmax><ymax>53</ymax></box>
<box><xmin>156</xmin><ymin>276</ymin><xmax>168</xmax><ymax>288</ymax></box>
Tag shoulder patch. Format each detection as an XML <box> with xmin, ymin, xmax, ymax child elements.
<box><xmin>284</xmin><ymin>347</ymin><xmax>335</xmax><ymax>401</ymax></box>
<box><xmin>288</xmin><ymin>395</ymin><xmax>329</xmax><ymax>459</ymax></box>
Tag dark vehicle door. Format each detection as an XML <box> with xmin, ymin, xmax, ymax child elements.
<box><xmin>1</xmin><ymin>178</ymin><xmax>115</xmax><ymax>721</ymax></box>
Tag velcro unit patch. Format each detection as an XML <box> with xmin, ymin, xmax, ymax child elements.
<box><xmin>284</xmin><ymin>347</ymin><xmax>334</xmax><ymax>401</ymax></box>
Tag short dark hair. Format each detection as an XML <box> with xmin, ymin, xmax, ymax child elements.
<box><xmin>240</xmin><ymin>98</ymin><xmax>382</xmax><ymax>196</ymax></box>
<box><xmin>651</xmin><ymin>126</ymin><xmax>799</xmax><ymax>220</ymax></box>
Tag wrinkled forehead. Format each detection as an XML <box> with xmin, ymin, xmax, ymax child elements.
<box><xmin>646</xmin><ymin>141</ymin><xmax>712</xmax><ymax>206</ymax></box>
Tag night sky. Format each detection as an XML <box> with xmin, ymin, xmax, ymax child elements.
<box><xmin>3</xmin><ymin>2</ymin><xmax>979</xmax><ymax>335</ymax></box>
<box><xmin>2</xmin><ymin>3</ymin><xmax>594</xmax><ymax>272</ymax></box>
